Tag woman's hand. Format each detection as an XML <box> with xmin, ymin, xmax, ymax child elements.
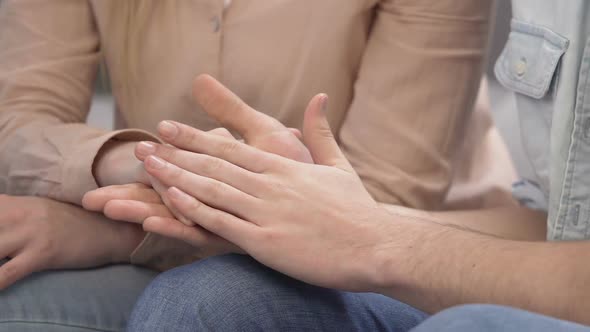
<box><xmin>0</xmin><ymin>195</ymin><xmax>145</xmax><ymax>290</ymax></box>
<box><xmin>90</xmin><ymin>74</ymin><xmax>312</xmax><ymax>224</ymax></box>
<box><xmin>183</xmin><ymin>74</ymin><xmax>313</xmax><ymax>164</ymax></box>
<box><xmin>83</xmin><ymin>128</ymin><xmax>248</xmax><ymax>258</ymax></box>
<box><xmin>82</xmin><ymin>183</ymin><xmax>243</xmax><ymax>256</ymax></box>
<box><xmin>84</xmin><ymin>74</ymin><xmax>315</xmax><ymax>256</ymax></box>
<box><xmin>92</xmin><ymin>74</ymin><xmax>311</xmax><ymax>188</ymax></box>
<box><xmin>87</xmin><ymin>74</ymin><xmax>310</xmax><ymax>218</ymax></box>
<box><xmin>85</xmin><ymin>127</ymin><xmax>237</xmax><ymax>224</ymax></box>
<box><xmin>141</xmin><ymin>95</ymin><xmax>396</xmax><ymax>292</ymax></box>
<box><xmin>82</xmin><ymin>183</ymin><xmax>174</xmax><ymax>223</ymax></box>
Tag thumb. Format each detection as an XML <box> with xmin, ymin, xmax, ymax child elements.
<box><xmin>303</xmin><ymin>94</ymin><xmax>351</xmax><ymax>170</ymax></box>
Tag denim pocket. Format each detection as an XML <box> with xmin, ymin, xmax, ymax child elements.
<box><xmin>494</xmin><ymin>19</ymin><xmax>569</xmax><ymax>99</ymax></box>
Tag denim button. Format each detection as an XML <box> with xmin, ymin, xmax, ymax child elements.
<box><xmin>494</xmin><ymin>19</ymin><xmax>569</xmax><ymax>99</ymax></box>
<box><xmin>515</xmin><ymin>58</ymin><xmax>527</xmax><ymax>76</ymax></box>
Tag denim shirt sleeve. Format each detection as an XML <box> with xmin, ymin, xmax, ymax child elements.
<box><xmin>494</xmin><ymin>2</ymin><xmax>590</xmax><ymax>241</ymax></box>
<box><xmin>494</xmin><ymin>19</ymin><xmax>569</xmax><ymax>214</ymax></box>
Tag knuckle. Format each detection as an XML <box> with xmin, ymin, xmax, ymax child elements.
<box><xmin>253</xmin><ymin>154</ymin><xmax>279</xmax><ymax>174</ymax></box>
<box><xmin>205</xmin><ymin>180</ymin><xmax>224</xmax><ymax>200</ymax></box>
<box><xmin>211</xmin><ymin>127</ymin><xmax>233</xmax><ymax>139</ymax></box>
<box><xmin>190</xmin><ymin>197</ymin><xmax>203</xmax><ymax>210</ymax></box>
<box><xmin>317</xmin><ymin>126</ymin><xmax>335</xmax><ymax>140</ymax></box>
<box><xmin>182</xmin><ymin>126</ymin><xmax>200</xmax><ymax>147</ymax></box>
<box><xmin>202</xmin><ymin>156</ymin><xmax>223</xmax><ymax>175</ymax></box>
<box><xmin>267</xmin><ymin>179</ymin><xmax>283</xmax><ymax>194</ymax></box>
<box><xmin>211</xmin><ymin>212</ymin><xmax>230</xmax><ymax>229</ymax></box>
<box><xmin>177</xmin><ymin>214</ymin><xmax>194</xmax><ymax>225</ymax></box>
<box><xmin>176</xmin><ymin>192</ymin><xmax>202</xmax><ymax>213</ymax></box>
<box><xmin>219</xmin><ymin>140</ymin><xmax>239</xmax><ymax>158</ymax></box>
<box><xmin>264</xmin><ymin>176</ymin><xmax>298</xmax><ymax>199</ymax></box>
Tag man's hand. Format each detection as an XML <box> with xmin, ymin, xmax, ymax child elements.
<box><xmin>126</xmin><ymin>94</ymin><xmax>590</xmax><ymax>325</ymax></box>
<box><xmin>130</xmin><ymin>74</ymin><xmax>319</xmax><ymax>230</ymax></box>
<box><xmin>85</xmin><ymin>74</ymin><xmax>315</xmax><ymax>253</ymax></box>
<box><xmin>138</xmin><ymin>93</ymin><xmax>394</xmax><ymax>292</ymax></box>
<box><xmin>0</xmin><ymin>195</ymin><xmax>145</xmax><ymax>290</ymax></box>
<box><xmin>88</xmin><ymin>74</ymin><xmax>314</xmax><ymax>225</ymax></box>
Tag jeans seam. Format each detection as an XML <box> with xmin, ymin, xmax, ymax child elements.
<box><xmin>0</xmin><ymin>320</ymin><xmax>121</xmax><ymax>332</ymax></box>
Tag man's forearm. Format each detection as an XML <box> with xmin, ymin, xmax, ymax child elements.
<box><xmin>375</xmin><ymin>211</ymin><xmax>590</xmax><ymax>324</ymax></box>
<box><xmin>381</xmin><ymin>203</ymin><xmax>547</xmax><ymax>241</ymax></box>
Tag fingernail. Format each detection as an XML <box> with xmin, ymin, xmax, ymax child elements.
<box><xmin>146</xmin><ymin>155</ymin><xmax>167</xmax><ymax>169</ymax></box>
<box><xmin>136</xmin><ymin>141</ymin><xmax>156</xmax><ymax>156</ymax></box>
<box><xmin>158</xmin><ymin>121</ymin><xmax>179</xmax><ymax>139</ymax></box>
<box><xmin>168</xmin><ymin>187</ymin><xmax>190</xmax><ymax>201</ymax></box>
<box><xmin>320</xmin><ymin>94</ymin><xmax>328</xmax><ymax>113</ymax></box>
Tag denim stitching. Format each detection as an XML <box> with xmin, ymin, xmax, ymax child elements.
<box><xmin>495</xmin><ymin>19</ymin><xmax>569</xmax><ymax>99</ymax></box>
<box><xmin>554</xmin><ymin>37</ymin><xmax>590</xmax><ymax>239</ymax></box>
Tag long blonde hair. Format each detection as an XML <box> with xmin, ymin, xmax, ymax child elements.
<box><xmin>108</xmin><ymin>1</ymin><xmax>174</xmax><ymax>110</ymax></box>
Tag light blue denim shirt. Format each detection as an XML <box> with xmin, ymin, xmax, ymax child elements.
<box><xmin>494</xmin><ymin>1</ymin><xmax>590</xmax><ymax>240</ymax></box>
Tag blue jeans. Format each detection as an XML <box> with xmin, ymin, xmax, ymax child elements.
<box><xmin>0</xmin><ymin>261</ymin><xmax>157</xmax><ymax>332</ymax></box>
<box><xmin>128</xmin><ymin>254</ymin><xmax>590</xmax><ymax>332</ymax></box>
<box><xmin>412</xmin><ymin>304</ymin><xmax>590</xmax><ymax>332</ymax></box>
<box><xmin>127</xmin><ymin>254</ymin><xmax>428</xmax><ymax>331</ymax></box>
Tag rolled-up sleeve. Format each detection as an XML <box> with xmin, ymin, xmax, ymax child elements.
<box><xmin>0</xmin><ymin>0</ymin><xmax>156</xmax><ymax>204</ymax></box>
<box><xmin>338</xmin><ymin>0</ymin><xmax>493</xmax><ymax>209</ymax></box>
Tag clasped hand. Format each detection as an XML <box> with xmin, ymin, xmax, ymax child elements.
<box><xmin>83</xmin><ymin>74</ymin><xmax>315</xmax><ymax>257</ymax></box>
<box><xmin>86</xmin><ymin>75</ymin><xmax>395</xmax><ymax>292</ymax></box>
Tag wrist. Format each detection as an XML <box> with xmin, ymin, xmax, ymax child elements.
<box><xmin>94</xmin><ymin>140</ymin><xmax>147</xmax><ymax>187</ymax></box>
<box><xmin>364</xmin><ymin>208</ymin><xmax>432</xmax><ymax>294</ymax></box>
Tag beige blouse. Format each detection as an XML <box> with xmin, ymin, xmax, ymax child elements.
<box><xmin>0</xmin><ymin>0</ymin><xmax>508</xmax><ymax>270</ymax></box>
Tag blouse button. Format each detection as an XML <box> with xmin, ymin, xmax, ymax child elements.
<box><xmin>211</xmin><ymin>16</ymin><xmax>221</xmax><ymax>33</ymax></box>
